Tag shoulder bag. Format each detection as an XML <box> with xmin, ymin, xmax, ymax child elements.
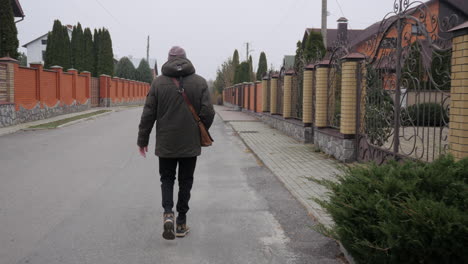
<box><xmin>171</xmin><ymin>77</ymin><xmax>214</xmax><ymax>147</ymax></box>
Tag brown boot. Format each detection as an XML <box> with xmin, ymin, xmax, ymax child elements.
<box><xmin>176</xmin><ymin>223</ymin><xmax>190</xmax><ymax>237</ymax></box>
<box><xmin>162</xmin><ymin>213</ymin><xmax>175</xmax><ymax>240</ymax></box>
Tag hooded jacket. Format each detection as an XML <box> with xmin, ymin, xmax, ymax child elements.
<box><xmin>137</xmin><ymin>57</ymin><xmax>215</xmax><ymax>157</ymax></box>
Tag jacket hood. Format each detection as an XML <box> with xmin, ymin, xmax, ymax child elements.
<box><xmin>161</xmin><ymin>57</ymin><xmax>196</xmax><ymax>77</ymax></box>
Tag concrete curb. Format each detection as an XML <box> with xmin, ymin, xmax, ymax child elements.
<box><xmin>57</xmin><ymin>111</ymin><xmax>114</xmax><ymax>128</ymax></box>
<box><xmin>21</xmin><ymin>111</ymin><xmax>114</xmax><ymax>131</ymax></box>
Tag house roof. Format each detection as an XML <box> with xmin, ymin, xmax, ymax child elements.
<box><xmin>303</xmin><ymin>28</ymin><xmax>365</xmax><ymax>49</ymax></box>
<box><xmin>22</xmin><ymin>26</ymin><xmax>73</xmax><ymax>48</ymax></box>
<box><xmin>349</xmin><ymin>0</ymin><xmax>468</xmax><ymax>51</ymax></box>
<box><xmin>11</xmin><ymin>0</ymin><xmax>25</xmax><ymax>18</ymax></box>
<box><xmin>444</xmin><ymin>0</ymin><xmax>468</xmax><ymax>17</ymax></box>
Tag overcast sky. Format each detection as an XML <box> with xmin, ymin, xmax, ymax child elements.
<box><xmin>17</xmin><ymin>0</ymin><xmax>397</xmax><ymax>80</ymax></box>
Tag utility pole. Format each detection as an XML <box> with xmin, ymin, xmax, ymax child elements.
<box><xmin>321</xmin><ymin>0</ymin><xmax>327</xmax><ymax>48</ymax></box>
<box><xmin>245</xmin><ymin>42</ymin><xmax>249</xmax><ymax>61</ymax></box>
<box><xmin>244</xmin><ymin>42</ymin><xmax>254</xmax><ymax>61</ymax></box>
<box><xmin>146</xmin><ymin>35</ymin><xmax>150</xmax><ymax>63</ymax></box>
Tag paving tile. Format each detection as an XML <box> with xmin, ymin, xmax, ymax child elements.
<box><xmin>215</xmin><ymin>105</ymin><xmax>343</xmax><ymax>227</ymax></box>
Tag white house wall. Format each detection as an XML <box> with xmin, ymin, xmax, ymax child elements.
<box><xmin>26</xmin><ymin>36</ymin><xmax>47</xmax><ymax>65</ymax></box>
<box><xmin>24</xmin><ymin>29</ymin><xmax>72</xmax><ymax>67</ymax></box>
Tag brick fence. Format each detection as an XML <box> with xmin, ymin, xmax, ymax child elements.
<box><xmin>223</xmin><ymin>24</ymin><xmax>468</xmax><ymax>162</ymax></box>
<box><xmin>0</xmin><ymin>57</ymin><xmax>150</xmax><ymax>128</ymax></box>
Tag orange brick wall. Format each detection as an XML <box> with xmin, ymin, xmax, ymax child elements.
<box><xmin>14</xmin><ymin>65</ymin><xmax>94</xmax><ymax>110</ymax></box>
<box><xmin>100</xmin><ymin>76</ymin><xmax>149</xmax><ymax>104</ymax></box>
<box><xmin>61</xmin><ymin>73</ymin><xmax>74</xmax><ymax>106</ymax></box>
<box><xmin>244</xmin><ymin>85</ymin><xmax>248</xmax><ymax>108</ymax></box>
<box><xmin>15</xmin><ymin>66</ymin><xmax>38</xmax><ymax>110</ymax></box>
<box><xmin>41</xmin><ymin>71</ymin><xmax>58</xmax><ymax>107</ymax></box>
<box><xmin>76</xmin><ymin>75</ymin><xmax>88</xmax><ymax>104</ymax></box>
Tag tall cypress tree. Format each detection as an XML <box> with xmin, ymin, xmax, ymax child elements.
<box><xmin>0</xmin><ymin>0</ymin><xmax>19</xmax><ymax>58</ymax></box>
<box><xmin>304</xmin><ymin>31</ymin><xmax>325</xmax><ymax>63</ymax></box>
<box><xmin>93</xmin><ymin>28</ymin><xmax>101</xmax><ymax>76</ymax></box>
<box><xmin>45</xmin><ymin>20</ymin><xmax>64</xmax><ymax>68</ymax></box>
<box><xmin>234</xmin><ymin>61</ymin><xmax>250</xmax><ymax>84</ymax></box>
<box><xmin>115</xmin><ymin>57</ymin><xmax>135</xmax><ymax>79</ymax></box>
<box><xmin>71</xmin><ymin>23</ymin><xmax>84</xmax><ymax>71</ymax></box>
<box><xmin>248</xmin><ymin>55</ymin><xmax>254</xmax><ymax>82</ymax></box>
<box><xmin>232</xmin><ymin>49</ymin><xmax>240</xmax><ymax>84</ymax></box>
<box><xmin>136</xmin><ymin>59</ymin><xmax>153</xmax><ymax>83</ymax></box>
<box><xmin>61</xmin><ymin>25</ymin><xmax>72</xmax><ymax>70</ymax></box>
<box><xmin>99</xmin><ymin>29</ymin><xmax>114</xmax><ymax>76</ymax></box>
<box><xmin>82</xmin><ymin>27</ymin><xmax>94</xmax><ymax>72</ymax></box>
<box><xmin>232</xmin><ymin>49</ymin><xmax>239</xmax><ymax>68</ymax></box>
<box><xmin>256</xmin><ymin>52</ymin><xmax>268</xmax><ymax>80</ymax></box>
<box><xmin>154</xmin><ymin>60</ymin><xmax>158</xmax><ymax>76</ymax></box>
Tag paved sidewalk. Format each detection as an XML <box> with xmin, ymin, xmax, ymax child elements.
<box><xmin>0</xmin><ymin>106</ymin><xmax>139</xmax><ymax>137</ymax></box>
<box><xmin>215</xmin><ymin>105</ymin><xmax>343</xmax><ymax>227</ymax></box>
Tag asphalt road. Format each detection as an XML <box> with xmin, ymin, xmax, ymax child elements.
<box><xmin>0</xmin><ymin>108</ymin><xmax>341</xmax><ymax>264</ymax></box>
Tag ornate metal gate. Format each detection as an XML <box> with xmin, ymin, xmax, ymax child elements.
<box><xmin>356</xmin><ymin>0</ymin><xmax>456</xmax><ymax>164</ymax></box>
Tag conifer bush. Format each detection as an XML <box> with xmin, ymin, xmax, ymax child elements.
<box><xmin>320</xmin><ymin>155</ymin><xmax>468</xmax><ymax>264</ymax></box>
<box><xmin>402</xmin><ymin>103</ymin><xmax>449</xmax><ymax>127</ymax></box>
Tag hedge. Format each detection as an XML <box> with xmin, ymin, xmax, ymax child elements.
<box><xmin>402</xmin><ymin>103</ymin><xmax>449</xmax><ymax>127</ymax></box>
<box><xmin>319</xmin><ymin>155</ymin><xmax>468</xmax><ymax>264</ymax></box>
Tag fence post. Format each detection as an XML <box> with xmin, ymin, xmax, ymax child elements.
<box><xmin>30</xmin><ymin>62</ymin><xmax>43</xmax><ymax>102</ymax></box>
<box><xmin>81</xmin><ymin>71</ymin><xmax>91</xmax><ymax>101</ymax></box>
<box><xmin>303</xmin><ymin>64</ymin><xmax>315</xmax><ymax>126</ymax></box>
<box><xmin>270</xmin><ymin>74</ymin><xmax>279</xmax><ymax>114</ymax></box>
<box><xmin>99</xmin><ymin>74</ymin><xmax>110</xmax><ymax>107</ymax></box>
<box><xmin>262</xmin><ymin>77</ymin><xmax>269</xmax><ymax>112</ymax></box>
<box><xmin>340</xmin><ymin>54</ymin><xmax>366</xmax><ymax>135</ymax></box>
<box><xmin>0</xmin><ymin>57</ymin><xmax>18</xmax><ymax>104</ymax></box>
<box><xmin>315</xmin><ymin>60</ymin><xmax>330</xmax><ymax>127</ymax></box>
<box><xmin>283</xmin><ymin>70</ymin><xmax>293</xmax><ymax>118</ymax></box>
<box><xmin>68</xmin><ymin>69</ymin><xmax>78</xmax><ymax>101</ymax></box>
<box><xmin>449</xmin><ymin>23</ymin><xmax>468</xmax><ymax>160</ymax></box>
<box><xmin>253</xmin><ymin>82</ymin><xmax>257</xmax><ymax>112</ymax></box>
<box><xmin>50</xmin><ymin>66</ymin><xmax>63</xmax><ymax>101</ymax></box>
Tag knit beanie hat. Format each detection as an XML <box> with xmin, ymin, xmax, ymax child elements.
<box><xmin>168</xmin><ymin>46</ymin><xmax>187</xmax><ymax>60</ymax></box>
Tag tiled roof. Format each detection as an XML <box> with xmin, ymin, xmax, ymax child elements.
<box><xmin>304</xmin><ymin>28</ymin><xmax>365</xmax><ymax>49</ymax></box>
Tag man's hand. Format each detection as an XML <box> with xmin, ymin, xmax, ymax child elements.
<box><xmin>138</xmin><ymin>146</ymin><xmax>148</xmax><ymax>158</ymax></box>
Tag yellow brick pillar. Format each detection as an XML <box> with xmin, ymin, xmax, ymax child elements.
<box><xmin>315</xmin><ymin>61</ymin><xmax>330</xmax><ymax>127</ymax></box>
<box><xmin>270</xmin><ymin>74</ymin><xmax>279</xmax><ymax>114</ymax></box>
<box><xmin>0</xmin><ymin>57</ymin><xmax>17</xmax><ymax>104</ymax></box>
<box><xmin>262</xmin><ymin>77</ymin><xmax>269</xmax><ymax>112</ymax></box>
<box><xmin>449</xmin><ymin>24</ymin><xmax>468</xmax><ymax>160</ymax></box>
<box><xmin>283</xmin><ymin>71</ymin><xmax>293</xmax><ymax>118</ymax></box>
<box><xmin>340</xmin><ymin>54</ymin><xmax>366</xmax><ymax>135</ymax></box>
<box><xmin>303</xmin><ymin>64</ymin><xmax>315</xmax><ymax>126</ymax></box>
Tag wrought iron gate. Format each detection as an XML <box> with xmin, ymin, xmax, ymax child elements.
<box><xmin>356</xmin><ymin>0</ymin><xmax>456</xmax><ymax>164</ymax></box>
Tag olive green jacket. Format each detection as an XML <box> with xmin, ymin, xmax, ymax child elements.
<box><xmin>137</xmin><ymin>57</ymin><xmax>215</xmax><ymax>157</ymax></box>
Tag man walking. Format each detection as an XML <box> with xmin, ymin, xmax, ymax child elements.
<box><xmin>137</xmin><ymin>46</ymin><xmax>215</xmax><ymax>240</ymax></box>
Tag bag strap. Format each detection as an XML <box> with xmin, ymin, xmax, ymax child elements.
<box><xmin>171</xmin><ymin>77</ymin><xmax>202</xmax><ymax>123</ymax></box>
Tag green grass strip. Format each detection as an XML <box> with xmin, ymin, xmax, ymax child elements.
<box><xmin>28</xmin><ymin>110</ymin><xmax>111</xmax><ymax>129</ymax></box>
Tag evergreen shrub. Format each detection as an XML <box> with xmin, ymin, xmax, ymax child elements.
<box><xmin>402</xmin><ymin>103</ymin><xmax>449</xmax><ymax>127</ymax></box>
<box><xmin>321</xmin><ymin>155</ymin><xmax>468</xmax><ymax>264</ymax></box>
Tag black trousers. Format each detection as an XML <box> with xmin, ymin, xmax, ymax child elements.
<box><xmin>159</xmin><ymin>157</ymin><xmax>197</xmax><ymax>224</ymax></box>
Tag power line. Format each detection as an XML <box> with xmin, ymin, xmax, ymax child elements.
<box><xmin>93</xmin><ymin>0</ymin><xmax>122</xmax><ymax>26</ymax></box>
<box><xmin>335</xmin><ymin>0</ymin><xmax>345</xmax><ymax>18</ymax></box>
